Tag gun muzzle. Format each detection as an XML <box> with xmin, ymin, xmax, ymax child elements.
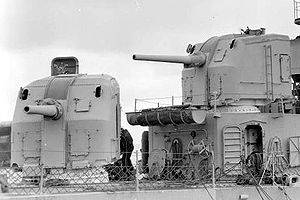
<box><xmin>133</xmin><ymin>53</ymin><xmax>206</xmax><ymax>67</ymax></box>
<box><xmin>24</xmin><ymin>105</ymin><xmax>62</xmax><ymax>120</ymax></box>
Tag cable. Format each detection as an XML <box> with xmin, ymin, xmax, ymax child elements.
<box><xmin>274</xmin><ymin>182</ymin><xmax>292</xmax><ymax>200</ymax></box>
<box><xmin>219</xmin><ymin>163</ymin><xmax>240</xmax><ymax>177</ymax></box>
<box><xmin>244</xmin><ymin>163</ymin><xmax>273</xmax><ymax>200</ymax></box>
<box><xmin>188</xmin><ymin>153</ymin><xmax>215</xmax><ymax>200</ymax></box>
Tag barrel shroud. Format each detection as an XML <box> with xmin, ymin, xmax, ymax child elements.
<box><xmin>132</xmin><ymin>53</ymin><xmax>206</xmax><ymax>67</ymax></box>
<box><xmin>24</xmin><ymin>104</ymin><xmax>62</xmax><ymax>120</ymax></box>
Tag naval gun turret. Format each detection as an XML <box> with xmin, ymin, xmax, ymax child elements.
<box><xmin>9</xmin><ymin>57</ymin><xmax>125</xmax><ymax>172</ymax></box>
<box><xmin>132</xmin><ymin>31</ymin><xmax>293</xmax><ymax>109</ymax></box>
<box><xmin>128</xmin><ymin>30</ymin><xmax>294</xmax><ymax>126</ymax></box>
<box><xmin>127</xmin><ymin>29</ymin><xmax>300</xmax><ymax>180</ymax></box>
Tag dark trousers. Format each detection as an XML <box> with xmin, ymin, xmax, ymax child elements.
<box><xmin>122</xmin><ymin>151</ymin><xmax>133</xmax><ymax>167</ymax></box>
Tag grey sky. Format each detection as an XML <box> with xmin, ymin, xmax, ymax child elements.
<box><xmin>0</xmin><ymin>0</ymin><xmax>299</xmax><ymax>145</ymax></box>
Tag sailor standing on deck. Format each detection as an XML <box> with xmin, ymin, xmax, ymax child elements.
<box><xmin>120</xmin><ymin>128</ymin><xmax>134</xmax><ymax>167</ymax></box>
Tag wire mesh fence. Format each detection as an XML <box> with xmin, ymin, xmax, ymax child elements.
<box><xmin>0</xmin><ymin>164</ymin><xmax>136</xmax><ymax>195</ymax></box>
<box><xmin>0</xmin><ymin>150</ymin><xmax>299</xmax><ymax>195</ymax></box>
<box><xmin>0</xmin><ymin>150</ymin><xmax>216</xmax><ymax>195</ymax></box>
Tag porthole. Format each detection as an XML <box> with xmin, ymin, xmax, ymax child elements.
<box><xmin>95</xmin><ymin>86</ymin><xmax>101</xmax><ymax>98</ymax></box>
<box><xmin>230</xmin><ymin>39</ymin><xmax>236</xmax><ymax>49</ymax></box>
<box><xmin>21</xmin><ymin>89</ymin><xmax>29</xmax><ymax>100</ymax></box>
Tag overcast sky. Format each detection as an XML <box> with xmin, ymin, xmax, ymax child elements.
<box><xmin>0</xmin><ymin>0</ymin><xmax>299</xmax><ymax>146</ymax></box>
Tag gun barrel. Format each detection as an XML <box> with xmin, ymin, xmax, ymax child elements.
<box><xmin>133</xmin><ymin>54</ymin><xmax>206</xmax><ymax>66</ymax></box>
<box><xmin>24</xmin><ymin>105</ymin><xmax>62</xmax><ymax>120</ymax></box>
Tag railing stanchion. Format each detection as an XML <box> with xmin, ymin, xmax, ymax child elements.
<box><xmin>39</xmin><ymin>164</ymin><xmax>44</xmax><ymax>194</ymax></box>
<box><xmin>135</xmin><ymin>150</ymin><xmax>140</xmax><ymax>191</ymax></box>
<box><xmin>172</xmin><ymin>96</ymin><xmax>174</xmax><ymax>106</ymax></box>
<box><xmin>211</xmin><ymin>150</ymin><xmax>216</xmax><ymax>189</ymax></box>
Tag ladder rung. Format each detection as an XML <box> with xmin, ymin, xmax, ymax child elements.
<box><xmin>225</xmin><ymin>156</ymin><xmax>241</xmax><ymax>159</ymax></box>
<box><xmin>224</xmin><ymin>131</ymin><xmax>241</xmax><ymax>133</ymax></box>
<box><xmin>225</xmin><ymin>162</ymin><xmax>240</xmax><ymax>164</ymax></box>
<box><xmin>224</xmin><ymin>144</ymin><xmax>241</xmax><ymax>146</ymax></box>
<box><xmin>225</xmin><ymin>150</ymin><xmax>241</xmax><ymax>152</ymax></box>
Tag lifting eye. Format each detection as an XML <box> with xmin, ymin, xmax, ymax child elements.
<box><xmin>21</xmin><ymin>89</ymin><xmax>29</xmax><ymax>100</ymax></box>
<box><xmin>95</xmin><ymin>86</ymin><xmax>101</xmax><ymax>98</ymax></box>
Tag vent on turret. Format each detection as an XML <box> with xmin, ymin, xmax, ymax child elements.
<box><xmin>51</xmin><ymin>57</ymin><xmax>79</xmax><ymax>76</ymax></box>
